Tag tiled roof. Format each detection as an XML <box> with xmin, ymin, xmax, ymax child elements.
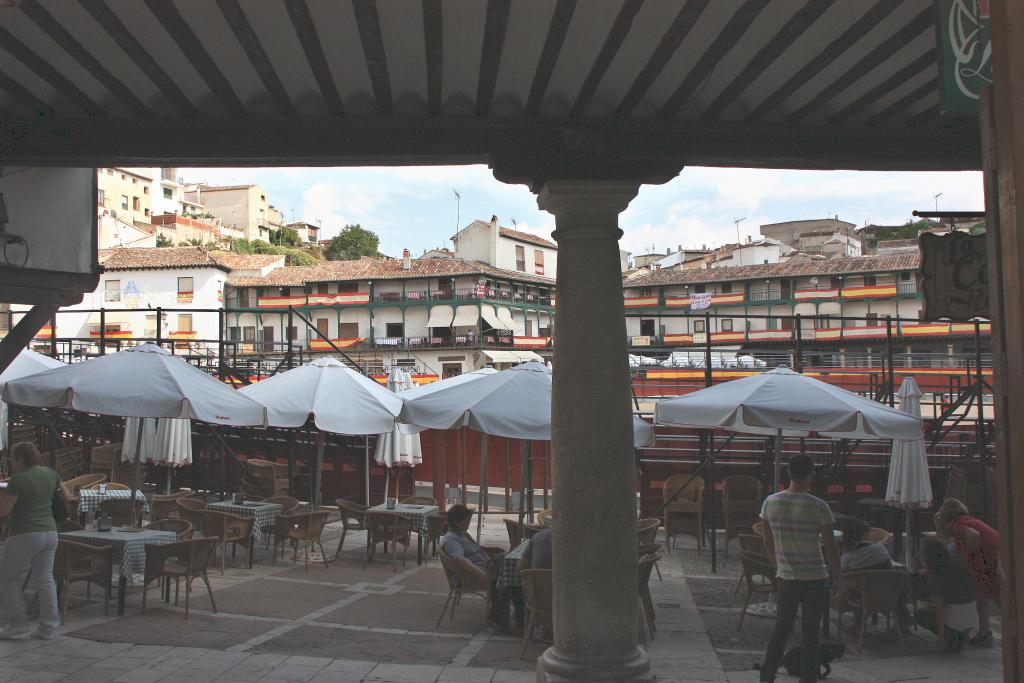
<box><xmin>99</xmin><ymin>247</ymin><xmax>230</xmax><ymax>272</ymax></box>
<box><xmin>208</xmin><ymin>251</ymin><xmax>285</xmax><ymax>270</ymax></box>
<box><xmin>499</xmin><ymin>227</ymin><xmax>556</xmax><ymax>249</ymax></box>
<box><xmin>876</xmin><ymin>239</ymin><xmax>918</xmax><ymax>249</ymax></box>
<box><xmin>226</xmin><ymin>257</ymin><xmax>555</xmax><ymax>287</ymax></box>
<box><xmin>196</xmin><ymin>184</ymin><xmax>255</xmax><ymax>192</ymax></box>
<box><xmin>623</xmin><ymin>253</ymin><xmax>920</xmax><ymax>289</ymax></box>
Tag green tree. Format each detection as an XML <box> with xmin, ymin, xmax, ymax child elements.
<box><xmin>270</xmin><ymin>226</ymin><xmax>302</xmax><ymax>246</ymax></box>
<box><xmin>155</xmin><ymin>233</ymin><xmax>174</xmax><ymax>247</ymax></box>
<box><xmin>324</xmin><ymin>224</ymin><xmax>380</xmax><ymax>260</ymax></box>
<box><xmin>178</xmin><ymin>238</ymin><xmax>204</xmax><ymax>247</ymax></box>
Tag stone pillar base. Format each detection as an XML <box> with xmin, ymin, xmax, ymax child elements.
<box><xmin>536</xmin><ymin>646</ymin><xmax>655</xmax><ymax>682</ymax></box>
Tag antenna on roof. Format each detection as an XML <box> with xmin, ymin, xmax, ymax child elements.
<box><xmin>511</xmin><ymin>217</ymin><xmax>517</xmax><ymax>228</ymax></box>
<box><xmin>733</xmin><ymin>217</ymin><xmax>746</xmax><ymax>244</ymax></box>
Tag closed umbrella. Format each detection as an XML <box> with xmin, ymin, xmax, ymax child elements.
<box><xmin>123</xmin><ymin>417</ymin><xmax>192</xmax><ymax>492</ymax></box>
<box><xmin>0</xmin><ymin>349</ymin><xmax>63</xmax><ymax>450</ymax></box>
<box><xmin>886</xmin><ymin>377</ymin><xmax>932</xmax><ymax>562</ymax></box>
<box><xmin>239</xmin><ymin>357</ymin><xmax>403</xmax><ymax>507</ymax></box>
<box><xmin>375</xmin><ymin>367</ymin><xmax>422</xmax><ymax>501</ymax></box>
<box><xmin>4</xmin><ymin>343</ymin><xmax>265</xmax><ymax>525</ymax></box>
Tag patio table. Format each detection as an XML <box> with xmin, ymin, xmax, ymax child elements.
<box><xmin>496</xmin><ymin>540</ymin><xmax>529</xmax><ymax>591</ymax></box>
<box><xmin>208</xmin><ymin>500</ymin><xmax>284</xmax><ymax>544</ymax></box>
<box><xmin>77</xmin><ymin>489</ymin><xmax>150</xmax><ymax>516</ymax></box>
<box><xmin>368</xmin><ymin>502</ymin><xmax>440</xmax><ymax>564</ymax></box>
<box><xmin>59</xmin><ymin>527</ymin><xmax>177</xmax><ymax>615</ymax></box>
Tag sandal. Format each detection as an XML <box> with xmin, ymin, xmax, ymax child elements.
<box><xmin>968</xmin><ymin>630</ymin><xmax>993</xmax><ymax>648</ymax></box>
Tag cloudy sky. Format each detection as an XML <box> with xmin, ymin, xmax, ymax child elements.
<box><xmin>179</xmin><ymin>166</ymin><xmax>984</xmax><ymax>259</ymax></box>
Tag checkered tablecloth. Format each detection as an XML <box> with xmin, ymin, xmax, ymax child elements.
<box><xmin>59</xmin><ymin>528</ymin><xmax>178</xmax><ymax>583</ymax></box>
<box><xmin>368</xmin><ymin>503</ymin><xmax>439</xmax><ymax>535</ymax></box>
<box><xmin>77</xmin><ymin>490</ymin><xmax>150</xmax><ymax>515</ymax></box>
<box><xmin>496</xmin><ymin>540</ymin><xmax>529</xmax><ymax>591</ymax></box>
<box><xmin>208</xmin><ymin>501</ymin><xmax>284</xmax><ymax>543</ymax></box>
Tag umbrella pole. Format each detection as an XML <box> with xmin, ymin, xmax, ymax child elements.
<box><xmin>905</xmin><ymin>508</ymin><xmax>913</xmax><ymax>566</ymax></box>
<box><xmin>129</xmin><ymin>418</ymin><xmax>145</xmax><ymax>529</ymax></box>
<box><xmin>774</xmin><ymin>429</ymin><xmax>783</xmax><ymax>493</ymax></box>
<box><xmin>518</xmin><ymin>440</ymin><xmax>527</xmax><ymax>536</ymax></box>
<box><xmin>477</xmin><ymin>434</ymin><xmax>488</xmax><ymax>541</ymax></box>
<box><xmin>314</xmin><ymin>431</ymin><xmax>325</xmax><ymax>510</ymax></box>
<box><xmin>287</xmin><ymin>430</ymin><xmax>295</xmax><ymax>498</ymax></box>
<box><xmin>364</xmin><ymin>435</ymin><xmax>370</xmax><ymax>507</ymax></box>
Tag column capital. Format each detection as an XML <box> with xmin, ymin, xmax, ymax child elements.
<box><xmin>537</xmin><ymin>180</ymin><xmax>640</xmax><ymax>215</ymax></box>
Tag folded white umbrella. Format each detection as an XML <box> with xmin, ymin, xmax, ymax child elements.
<box><xmin>375</xmin><ymin>367</ymin><xmax>423</xmax><ymax>502</ymax></box>
<box><xmin>123</xmin><ymin>417</ymin><xmax>192</xmax><ymax>467</ymax></box>
<box><xmin>886</xmin><ymin>377</ymin><xmax>932</xmax><ymax>562</ymax></box>
<box><xmin>633</xmin><ymin>416</ymin><xmax>655</xmax><ymax>448</ymax></box>
<box><xmin>0</xmin><ymin>349</ymin><xmax>64</xmax><ymax>449</ymax></box>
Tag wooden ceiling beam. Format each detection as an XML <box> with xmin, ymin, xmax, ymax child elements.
<box><xmin>868</xmin><ymin>78</ymin><xmax>938</xmax><ymax>126</ymax></box>
<box><xmin>786</xmin><ymin>8</ymin><xmax>934</xmax><ymax>124</ymax></box>
<box><xmin>144</xmin><ymin>0</ymin><xmax>247</xmax><ymax>117</ymax></box>
<box><xmin>79</xmin><ymin>0</ymin><xmax>199</xmax><ymax>117</ymax></box>
<box><xmin>422</xmin><ymin>0</ymin><xmax>443</xmax><ymax>114</ymax></box>
<box><xmin>0</xmin><ymin>25</ymin><xmax>103</xmax><ymax>116</ymax></box>
<box><xmin>351</xmin><ymin>0</ymin><xmax>394</xmax><ymax>116</ymax></box>
<box><xmin>284</xmin><ymin>0</ymin><xmax>344</xmax><ymax>116</ymax></box>
<box><xmin>614</xmin><ymin>0</ymin><xmax>709</xmax><ymax>118</ymax></box>
<box><xmin>524</xmin><ymin>0</ymin><xmax>577</xmax><ymax>118</ymax></box>
<box><xmin>700</xmin><ymin>0</ymin><xmax>835</xmax><ymax>122</ymax></box>
<box><xmin>19</xmin><ymin>0</ymin><xmax>151</xmax><ymax>117</ymax></box>
<box><xmin>904</xmin><ymin>103</ymin><xmax>940</xmax><ymax>127</ymax></box>
<box><xmin>569</xmin><ymin>0</ymin><xmax>645</xmax><ymax>117</ymax></box>
<box><xmin>216</xmin><ymin>0</ymin><xmax>296</xmax><ymax>117</ymax></box>
<box><xmin>0</xmin><ymin>70</ymin><xmax>53</xmax><ymax>117</ymax></box>
<box><xmin>746</xmin><ymin>0</ymin><xmax>899</xmax><ymax>122</ymax></box>
<box><xmin>476</xmin><ymin>0</ymin><xmax>511</xmax><ymax>116</ymax></box>
<box><xmin>658</xmin><ymin>0</ymin><xmax>771</xmax><ymax>119</ymax></box>
<box><xmin>827</xmin><ymin>50</ymin><xmax>936</xmax><ymax>124</ymax></box>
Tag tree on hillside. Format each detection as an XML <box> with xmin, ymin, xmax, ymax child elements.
<box><xmin>270</xmin><ymin>226</ymin><xmax>302</xmax><ymax>246</ymax></box>
<box><xmin>155</xmin><ymin>233</ymin><xmax>173</xmax><ymax>247</ymax></box>
<box><xmin>324</xmin><ymin>224</ymin><xmax>380</xmax><ymax>260</ymax></box>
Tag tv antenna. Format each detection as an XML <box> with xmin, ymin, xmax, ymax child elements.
<box><xmin>453</xmin><ymin>189</ymin><xmax>461</xmax><ymax>234</ymax></box>
<box><xmin>933</xmin><ymin>192</ymin><xmax>943</xmax><ymax>213</ymax></box>
<box><xmin>733</xmin><ymin>217</ymin><xmax>746</xmax><ymax>244</ymax></box>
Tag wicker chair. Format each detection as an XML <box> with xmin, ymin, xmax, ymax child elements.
<box><xmin>637</xmin><ymin>518</ymin><xmax>660</xmax><ymax>545</ymax></box>
<box><xmin>536</xmin><ymin>508</ymin><xmax>552</xmax><ymax>527</ymax></box>
<box><xmin>88</xmin><ymin>443</ymin><xmax>121</xmax><ymax>483</ymax></box>
<box><xmin>837</xmin><ymin>569</ymin><xmax>911</xmax><ymax>653</ymax></box>
<box><xmin>400</xmin><ymin>496</ymin><xmax>437</xmax><ymax>506</ymax></box>
<box><xmin>102</xmin><ymin>483</ymin><xmax>131</xmax><ymax>491</ymax></box>
<box><xmin>53</xmin><ymin>539</ymin><xmax>113</xmax><ymax>622</ymax></box>
<box><xmin>259</xmin><ymin>496</ymin><xmax>302</xmax><ymax>547</ymax></box>
<box><xmin>638</xmin><ymin>540</ymin><xmax>664</xmax><ymax>585</ymax></box>
<box><xmin>735</xmin><ymin>533</ymin><xmax>768</xmax><ymax>596</ymax></box>
<box><xmin>723</xmin><ymin>475</ymin><xmax>763</xmax><ymax>554</ymax></box>
<box><xmin>63</xmin><ymin>473</ymin><xmax>106</xmax><ymax>491</ymax></box>
<box><xmin>518</xmin><ymin>568</ymin><xmax>553</xmax><ymax>658</ymax></box>
<box><xmin>57</xmin><ymin>519</ymin><xmax>83</xmax><ymax>532</ymax></box>
<box><xmin>737</xmin><ymin>550</ymin><xmax>777</xmax><ymax>631</ymax></box>
<box><xmin>141</xmin><ymin>537</ymin><xmax>218</xmax><ymax>619</ymax></box>
<box><xmin>333</xmin><ymin>499</ymin><xmax>368</xmax><ymax>558</ymax></box>
<box><xmin>638</xmin><ymin>553</ymin><xmax>661</xmax><ymax>640</ymax></box>
<box><xmin>663</xmin><ymin>474</ymin><xmax>705</xmax><ymax>553</ymax></box>
<box><xmin>364</xmin><ymin>511</ymin><xmax>411</xmax><ymax>571</ymax></box>
<box><xmin>523</xmin><ymin>524</ymin><xmax>545</xmax><ymax>540</ymax></box>
<box><xmin>176</xmin><ymin>498</ymin><xmax>208</xmax><ymax>532</ymax></box>
<box><xmin>145</xmin><ymin>518</ymin><xmax>194</xmax><ymax>540</ymax></box>
<box><xmin>270</xmin><ymin>511</ymin><xmax>330</xmax><ymax>572</ymax></box>
<box><xmin>504</xmin><ymin>518</ymin><xmax>524</xmax><ymax>549</ymax></box>
<box><xmin>150</xmin><ymin>490</ymin><xmax>194</xmax><ymax>522</ymax></box>
<box><xmin>200</xmin><ymin>510</ymin><xmax>255</xmax><ymax>574</ymax></box>
<box><xmin>436</xmin><ymin>547</ymin><xmax>493</xmax><ymax>628</ymax></box>
<box><xmin>423</xmin><ymin>514</ymin><xmax>446</xmax><ymax>558</ymax></box>
<box><xmin>98</xmin><ymin>497</ymin><xmax>145</xmax><ymax>527</ymax></box>
<box><xmin>242</xmin><ymin>459</ymin><xmax>289</xmax><ymax>499</ymax></box>
<box><xmin>867</xmin><ymin>527</ymin><xmax>893</xmax><ymax>547</ymax></box>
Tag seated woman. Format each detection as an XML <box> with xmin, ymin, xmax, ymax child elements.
<box><xmin>917</xmin><ymin>536</ymin><xmax>978</xmax><ymax>650</ymax></box>
<box><xmin>837</xmin><ymin>517</ymin><xmax>893</xmax><ymax>572</ymax></box>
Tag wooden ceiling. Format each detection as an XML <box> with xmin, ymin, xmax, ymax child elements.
<box><xmin>0</xmin><ymin>0</ymin><xmax>980</xmax><ymax>173</ymax></box>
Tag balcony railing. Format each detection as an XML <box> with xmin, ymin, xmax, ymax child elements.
<box><xmin>361</xmin><ymin>289</ymin><xmax>553</xmax><ymax>305</ymax></box>
<box><xmin>626</xmin><ymin>321</ymin><xmax>992</xmax><ymax>347</ymax></box>
<box><xmin>748</xmin><ymin>289</ymin><xmax>783</xmax><ymax>303</ymax></box>
<box><xmin>897</xmin><ymin>281</ymin><xmax>918</xmax><ymax>295</ymax></box>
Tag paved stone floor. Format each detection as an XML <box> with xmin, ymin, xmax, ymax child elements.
<box><xmin>0</xmin><ymin>517</ymin><xmax>1006</xmax><ymax>682</ymax></box>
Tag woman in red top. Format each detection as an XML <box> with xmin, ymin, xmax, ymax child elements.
<box><xmin>937</xmin><ymin>498</ymin><xmax>1000</xmax><ymax>646</ymax></box>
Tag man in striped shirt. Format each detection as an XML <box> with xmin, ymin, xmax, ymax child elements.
<box><xmin>758</xmin><ymin>453</ymin><xmax>842</xmax><ymax>683</ymax></box>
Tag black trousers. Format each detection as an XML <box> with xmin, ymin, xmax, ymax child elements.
<box><xmin>760</xmin><ymin>577</ymin><xmax>828</xmax><ymax>683</ymax></box>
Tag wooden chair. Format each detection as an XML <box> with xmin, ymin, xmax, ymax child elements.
<box><xmin>663</xmin><ymin>474</ymin><xmax>705</xmax><ymax>553</ymax></box>
<box><xmin>141</xmin><ymin>537</ymin><xmax>218</xmax><ymax>619</ymax></box>
<box><xmin>737</xmin><ymin>550</ymin><xmax>777</xmax><ymax>631</ymax></box>
<box><xmin>638</xmin><ymin>553</ymin><xmax>661</xmax><ymax>640</ymax></box>
<box><xmin>98</xmin><ymin>497</ymin><xmax>145</xmax><ymax>527</ymax></box>
<box><xmin>400</xmin><ymin>496</ymin><xmax>437</xmax><ymax>506</ymax></box>
<box><xmin>270</xmin><ymin>511</ymin><xmax>330</xmax><ymax>572</ymax></box>
<box><xmin>364</xmin><ymin>511</ymin><xmax>411</xmax><ymax>572</ymax></box>
<box><xmin>735</xmin><ymin>533</ymin><xmax>767</xmax><ymax>596</ymax></box>
<box><xmin>176</xmin><ymin>498</ymin><xmax>208</xmax><ymax>532</ymax></box>
<box><xmin>723</xmin><ymin>475</ymin><xmax>763</xmax><ymax>554</ymax></box>
<box><xmin>837</xmin><ymin>569</ymin><xmax>911</xmax><ymax>653</ymax></box>
<box><xmin>260</xmin><ymin>496</ymin><xmax>301</xmax><ymax>547</ymax></box>
<box><xmin>200</xmin><ymin>510</ymin><xmax>255</xmax><ymax>574</ymax></box>
<box><xmin>333</xmin><ymin>499</ymin><xmax>368</xmax><ymax>558</ymax></box>
<box><xmin>150</xmin><ymin>490</ymin><xmax>194</xmax><ymax>522</ymax></box>
<box><xmin>436</xmin><ymin>547</ymin><xmax>493</xmax><ymax>628</ymax></box>
<box><xmin>424</xmin><ymin>514</ymin><xmax>446</xmax><ymax>558</ymax></box>
<box><xmin>145</xmin><ymin>518</ymin><xmax>194</xmax><ymax>540</ymax></box>
<box><xmin>518</xmin><ymin>568</ymin><xmax>553</xmax><ymax>658</ymax></box>
<box><xmin>53</xmin><ymin>540</ymin><xmax>113</xmax><ymax>622</ymax></box>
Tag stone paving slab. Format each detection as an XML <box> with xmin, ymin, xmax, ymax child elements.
<box><xmin>251</xmin><ymin>623</ymin><xmax>468</xmax><ymax>665</ymax></box>
<box><xmin>68</xmin><ymin>608</ymin><xmax>280</xmax><ymax>648</ymax></box>
<box><xmin>320</xmin><ymin>590</ymin><xmax>482</xmax><ymax>635</ymax></box>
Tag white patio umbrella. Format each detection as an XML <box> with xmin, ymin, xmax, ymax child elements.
<box><xmin>886</xmin><ymin>377</ymin><xmax>932</xmax><ymax>562</ymax></box>
<box><xmin>375</xmin><ymin>367</ymin><xmax>422</xmax><ymax>502</ymax></box>
<box><xmin>123</xmin><ymin>417</ymin><xmax>192</xmax><ymax>493</ymax></box>
<box><xmin>239</xmin><ymin>357</ymin><xmax>403</xmax><ymax>507</ymax></box>
<box><xmin>3</xmin><ymin>343</ymin><xmax>266</xmax><ymax>524</ymax></box>
<box><xmin>0</xmin><ymin>349</ymin><xmax>64</xmax><ymax>450</ymax></box>
<box><xmin>633</xmin><ymin>415</ymin><xmax>655</xmax><ymax>448</ymax></box>
<box><xmin>655</xmin><ymin>366</ymin><xmax>924</xmax><ymax>490</ymax></box>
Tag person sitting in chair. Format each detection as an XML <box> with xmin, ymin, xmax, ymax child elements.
<box><xmin>440</xmin><ymin>504</ymin><xmax>500</xmax><ymax>582</ymax></box>
<box><xmin>838</xmin><ymin>517</ymin><xmax>893</xmax><ymax>572</ymax></box>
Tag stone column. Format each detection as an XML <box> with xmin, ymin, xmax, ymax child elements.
<box><xmin>536</xmin><ymin>181</ymin><xmax>652</xmax><ymax>682</ymax></box>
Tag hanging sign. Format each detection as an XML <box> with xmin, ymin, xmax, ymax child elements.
<box><xmin>920</xmin><ymin>231</ymin><xmax>989</xmax><ymax>320</ymax></box>
<box><xmin>937</xmin><ymin>0</ymin><xmax>992</xmax><ymax>114</ymax></box>
<box><xmin>690</xmin><ymin>293</ymin><xmax>712</xmax><ymax>310</ymax></box>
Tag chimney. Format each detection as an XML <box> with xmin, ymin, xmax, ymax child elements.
<box><xmin>402</xmin><ymin>248</ymin><xmax>411</xmax><ymax>270</ymax></box>
<box><xmin>489</xmin><ymin>215</ymin><xmax>499</xmax><ymax>266</ymax></box>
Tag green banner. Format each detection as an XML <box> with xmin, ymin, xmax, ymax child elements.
<box><xmin>936</xmin><ymin>0</ymin><xmax>992</xmax><ymax>114</ymax></box>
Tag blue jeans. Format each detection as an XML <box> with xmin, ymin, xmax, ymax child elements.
<box><xmin>760</xmin><ymin>577</ymin><xmax>828</xmax><ymax>683</ymax></box>
<box><xmin>0</xmin><ymin>531</ymin><xmax>59</xmax><ymax>634</ymax></box>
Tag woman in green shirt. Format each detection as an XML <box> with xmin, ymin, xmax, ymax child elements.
<box><xmin>0</xmin><ymin>442</ymin><xmax>70</xmax><ymax>640</ymax></box>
